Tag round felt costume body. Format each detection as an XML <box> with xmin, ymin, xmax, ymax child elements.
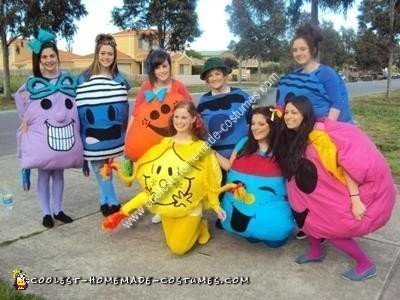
<box><xmin>124</xmin><ymin>80</ymin><xmax>189</xmax><ymax>161</ymax></box>
<box><xmin>221</xmin><ymin>138</ymin><xmax>294</xmax><ymax>247</ymax></box>
<box><xmin>197</xmin><ymin>88</ymin><xmax>250</xmax><ymax>158</ymax></box>
<box><xmin>276</xmin><ymin>66</ymin><xmax>353</xmax><ymax>123</ymax></box>
<box><xmin>75</xmin><ymin>75</ymin><xmax>129</xmax><ymax>161</ymax></box>
<box><xmin>15</xmin><ymin>73</ymin><xmax>83</xmax><ymax>170</ymax></box>
<box><xmin>288</xmin><ymin>119</ymin><xmax>396</xmax><ymax>239</ymax></box>
<box><xmin>103</xmin><ymin>138</ymin><xmax>233</xmax><ymax>255</ymax></box>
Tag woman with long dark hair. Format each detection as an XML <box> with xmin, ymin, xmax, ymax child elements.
<box><xmin>274</xmin><ymin>96</ymin><xmax>396</xmax><ymax>281</ymax></box>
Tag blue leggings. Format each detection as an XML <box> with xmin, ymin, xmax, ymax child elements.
<box><xmin>91</xmin><ymin>160</ymin><xmax>119</xmax><ymax>206</ymax></box>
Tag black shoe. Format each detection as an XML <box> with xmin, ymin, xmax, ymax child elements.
<box><xmin>42</xmin><ymin>215</ymin><xmax>54</xmax><ymax>228</ymax></box>
<box><xmin>100</xmin><ymin>204</ymin><xmax>110</xmax><ymax>217</ymax></box>
<box><xmin>108</xmin><ymin>204</ymin><xmax>121</xmax><ymax>215</ymax></box>
<box><xmin>54</xmin><ymin>211</ymin><xmax>73</xmax><ymax>223</ymax></box>
<box><xmin>215</xmin><ymin>218</ymin><xmax>223</xmax><ymax>229</ymax></box>
<box><xmin>296</xmin><ymin>230</ymin><xmax>307</xmax><ymax>240</ymax></box>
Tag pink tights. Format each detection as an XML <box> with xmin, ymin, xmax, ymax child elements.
<box><xmin>306</xmin><ymin>236</ymin><xmax>373</xmax><ymax>274</ymax></box>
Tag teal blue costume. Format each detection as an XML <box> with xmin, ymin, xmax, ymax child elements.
<box><xmin>221</xmin><ymin>138</ymin><xmax>295</xmax><ymax>247</ymax></box>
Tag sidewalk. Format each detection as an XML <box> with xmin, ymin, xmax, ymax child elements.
<box><xmin>0</xmin><ymin>153</ymin><xmax>399</xmax><ymax>300</ymax></box>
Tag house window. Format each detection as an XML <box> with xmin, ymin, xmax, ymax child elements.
<box><xmin>138</xmin><ymin>38</ymin><xmax>150</xmax><ymax>50</ymax></box>
<box><xmin>179</xmin><ymin>64</ymin><xmax>189</xmax><ymax>75</ymax></box>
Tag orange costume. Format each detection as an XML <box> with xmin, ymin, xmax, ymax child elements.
<box><xmin>124</xmin><ymin>79</ymin><xmax>191</xmax><ymax>161</ymax></box>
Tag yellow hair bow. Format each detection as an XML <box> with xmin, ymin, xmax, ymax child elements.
<box><xmin>269</xmin><ymin>108</ymin><xmax>282</xmax><ymax>121</ymax></box>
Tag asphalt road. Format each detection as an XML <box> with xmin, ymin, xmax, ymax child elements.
<box><xmin>1</xmin><ymin>79</ymin><xmax>399</xmax><ymax>156</ymax></box>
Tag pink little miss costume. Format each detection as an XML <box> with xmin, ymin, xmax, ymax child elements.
<box><xmin>287</xmin><ymin>119</ymin><xmax>396</xmax><ymax>239</ymax></box>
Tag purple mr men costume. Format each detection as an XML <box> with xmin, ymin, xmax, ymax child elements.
<box><xmin>15</xmin><ymin>73</ymin><xmax>83</xmax><ymax>219</ymax></box>
<box><xmin>16</xmin><ymin>73</ymin><xmax>83</xmax><ymax>169</ymax></box>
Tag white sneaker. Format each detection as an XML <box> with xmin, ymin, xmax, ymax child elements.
<box><xmin>151</xmin><ymin>214</ymin><xmax>161</xmax><ymax>224</ymax></box>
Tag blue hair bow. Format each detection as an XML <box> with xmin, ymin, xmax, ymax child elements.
<box><xmin>28</xmin><ymin>29</ymin><xmax>56</xmax><ymax>54</ymax></box>
<box><xmin>144</xmin><ymin>88</ymin><xmax>168</xmax><ymax>102</ymax></box>
<box><xmin>27</xmin><ymin>73</ymin><xmax>77</xmax><ymax>100</ymax></box>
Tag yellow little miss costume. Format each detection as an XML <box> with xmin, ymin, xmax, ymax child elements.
<box><xmin>102</xmin><ymin>137</ymin><xmax>235</xmax><ymax>255</ymax></box>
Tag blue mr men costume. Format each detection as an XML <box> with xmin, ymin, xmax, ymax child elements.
<box><xmin>221</xmin><ymin>151</ymin><xmax>294</xmax><ymax>247</ymax></box>
<box><xmin>197</xmin><ymin>88</ymin><xmax>250</xmax><ymax>158</ymax></box>
<box><xmin>76</xmin><ymin>75</ymin><xmax>129</xmax><ymax>160</ymax></box>
<box><xmin>276</xmin><ymin>66</ymin><xmax>353</xmax><ymax>123</ymax></box>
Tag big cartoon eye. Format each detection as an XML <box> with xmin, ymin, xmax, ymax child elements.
<box><xmin>150</xmin><ymin>110</ymin><xmax>160</xmax><ymax>120</ymax></box>
<box><xmin>295</xmin><ymin>158</ymin><xmax>317</xmax><ymax>194</ymax></box>
<box><xmin>65</xmin><ymin>98</ymin><xmax>73</xmax><ymax>109</ymax></box>
<box><xmin>40</xmin><ymin>98</ymin><xmax>52</xmax><ymax>110</ymax></box>
<box><xmin>108</xmin><ymin>105</ymin><xmax>116</xmax><ymax>121</ymax></box>
<box><xmin>161</xmin><ymin>104</ymin><xmax>171</xmax><ymax>114</ymax></box>
<box><xmin>156</xmin><ymin>166</ymin><xmax>162</xmax><ymax>174</ymax></box>
<box><xmin>86</xmin><ymin>109</ymin><xmax>95</xmax><ymax>124</ymax></box>
<box><xmin>168</xmin><ymin>167</ymin><xmax>173</xmax><ymax>176</ymax></box>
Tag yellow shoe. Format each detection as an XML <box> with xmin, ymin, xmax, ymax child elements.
<box><xmin>198</xmin><ymin>220</ymin><xmax>210</xmax><ymax>245</ymax></box>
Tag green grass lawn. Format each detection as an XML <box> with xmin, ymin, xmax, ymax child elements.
<box><xmin>0</xmin><ymin>278</ymin><xmax>44</xmax><ymax>300</ymax></box>
<box><xmin>352</xmin><ymin>91</ymin><xmax>400</xmax><ymax>180</ymax></box>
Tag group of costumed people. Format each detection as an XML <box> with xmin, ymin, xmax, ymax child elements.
<box><xmin>15</xmin><ymin>25</ymin><xmax>396</xmax><ymax>282</ymax></box>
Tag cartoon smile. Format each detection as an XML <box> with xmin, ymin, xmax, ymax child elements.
<box><xmin>144</xmin><ymin>173</ymin><xmax>194</xmax><ymax>207</ymax></box>
<box><xmin>147</xmin><ymin>123</ymin><xmax>174</xmax><ymax>137</ymax></box>
<box><xmin>230</xmin><ymin>205</ymin><xmax>254</xmax><ymax>232</ymax></box>
<box><xmin>45</xmin><ymin>120</ymin><xmax>76</xmax><ymax>151</ymax></box>
<box><xmin>85</xmin><ymin>124</ymin><xmax>122</xmax><ymax>144</ymax></box>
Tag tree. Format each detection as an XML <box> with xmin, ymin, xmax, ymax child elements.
<box><xmin>111</xmin><ymin>0</ymin><xmax>201</xmax><ymax>51</ymax></box>
<box><xmin>226</xmin><ymin>0</ymin><xmax>287</xmax><ymax>83</ymax></box>
<box><xmin>358</xmin><ymin>0</ymin><xmax>400</xmax><ymax>99</ymax></box>
<box><xmin>319</xmin><ymin>21</ymin><xmax>345</xmax><ymax>68</ymax></box>
<box><xmin>354</xmin><ymin>29</ymin><xmax>387</xmax><ymax>71</ymax></box>
<box><xmin>287</xmin><ymin>0</ymin><xmax>355</xmax><ymax>26</ymax></box>
<box><xmin>185</xmin><ymin>49</ymin><xmax>203</xmax><ymax>59</ymax></box>
<box><xmin>0</xmin><ymin>0</ymin><xmax>87</xmax><ymax>100</ymax></box>
<box><xmin>339</xmin><ymin>26</ymin><xmax>357</xmax><ymax>68</ymax></box>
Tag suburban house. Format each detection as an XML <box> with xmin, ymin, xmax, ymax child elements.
<box><xmin>0</xmin><ymin>30</ymin><xmax>194</xmax><ymax>79</ymax></box>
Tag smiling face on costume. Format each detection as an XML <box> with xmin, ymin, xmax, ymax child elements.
<box><xmin>125</xmin><ymin>91</ymin><xmax>185</xmax><ymax>161</ymax></box>
<box><xmin>40</xmin><ymin>47</ymin><xmax>59</xmax><ymax>75</ymax></box>
<box><xmin>80</xmin><ymin>102</ymin><xmax>128</xmax><ymax>151</ymax></box>
<box><xmin>292</xmin><ymin>38</ymin><xmax>314</xmax><ymax>67</ymax></box>
<box><xmin>284</xmin><ymin>102</ymin><xmax>304</xmax><ymax>131</ymax></box>
<box><xmin>25</xmin><ymin>75</ymin><xmax>81</xmax><ymax>156</ymax></box>
<box><xmin>251</xmin><ymin>113</ymin><xmax>270</xmax><ymax>142</ymax></box>
<box><xmin>220</xmin><ymin>157</ymin><xmax>294</xmax><ymax>244</ymax></box>
<box><xmin>135</xmin><ymin>145</ymin><xmax>206</xmax><ymax>213</ymax></box>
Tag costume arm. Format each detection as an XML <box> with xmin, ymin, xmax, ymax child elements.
<box><xmin>175</xmin><ymin>80</ymin><xmax>192</xmax><ymax>101</ymax></box>
<box><xmin>204</xmin><ymin>152</ymin><xmax>223</xmax><ymax>212</ymax></box>
<box><xmin>14</xmin><ymin>84</ymin><xmax>29</xmax><ymax>120</ymax></box>
<box><xmin>114</xmin><ymin>72</ymin><xmax>131</xmax><ymax>91</ymax></box>
<box><xmin>120</xmin><ymin>191</ymin><xmax>150</xmax><ymax>216</ymax></box>
<box><xmin>343</xmin><ymin>170</ymin><xmax>365</xmax><ymax>221</ymax></box>
<box><xmin>133</xmin><ymin>81</ymin><xmax>149</xmax><ymax>116</ymax></box>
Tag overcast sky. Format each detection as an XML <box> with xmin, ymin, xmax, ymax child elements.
<box><xmin>57</xmin><ymin>0</ymin><xmax>359</xmax><ymax>55</ymax></box>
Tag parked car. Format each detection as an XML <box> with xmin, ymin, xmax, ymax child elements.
<box><xmin>392</xmin><ymin>73</ymin><xmax>400</xmax><ymax>79</ymax></box>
